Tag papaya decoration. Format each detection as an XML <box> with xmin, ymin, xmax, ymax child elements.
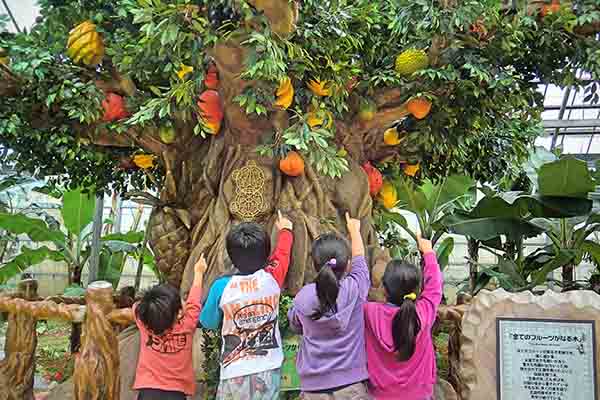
<box><xmin>394</xmin><ymin>49</ymin><xmax>429</xmax><ymax>76</ymax></box>
<box><xmin>541</xmin><ymin>1</ymin><xmax>561</xmax><ymax>17</ymax></box>
<box><xmin>274</xmin><ymin>77</ymin><xmax>294</xmax><ymax>109</ymax></box>
<box><xmin>159</xmin><ymin>125</ymin><xmax>176</xmax><ymax>144</ymax></box>
<box><xmin>406</xmin><ymin>97</ymin><xmax>432</xmax><ymax>120</ymax></box>
<box><xmin>383</xmin><ymin>127</ymin><xmax>403</xmax><ymax>146</ymax></box>
<box><xmin>102</xmin><ymin>93</ymin><xmax>129</xmax><ymax>122</ymax></box>
<box><xmin>362</xmin><ymin>162</ymin><xmax>383</xmax><ymax>196</ymax></box>
<box><xmin>133</xmin><ymin>154</ymin><xmax>156</xmax><ymax>170</ymax></box>
<box><xmin>197</xmin><ymin>90</ymin><xmax>224</xmax><ymax>135</ymax></box>
<box><xmin>358</xmin><ymin>98</ymin><xmax>377</xmax><ymax>122</ymax></box>
<box><xmin>279</xmin><ymin>151</ymin><xmax>305</xmax><ymax>177</ymax></box>
<box><xmin>403</xmin><ymin>163</ymin><xmax>420</xmax><ymax>177</ymax></box>
<box><xmin>204</xmin><ymin>63</ymin><xmax>219</xmax><ymax>89</ymax></box>
<box><xmin>307</xmin><ymin>79</ymin><xmax>331</xmax><ymax>97</ymax></box>
<box><xmin>379</xmin><ymin>181</ymin><xmax>398</xmax><ymax>210</ymax></box>
<box><xmin>67</xmin><ymin>21</ymin><xmax>105</xmax><ymax>66</ymax></box>
<box><xmin>177</xmin><ymin>64</ymin><xmax>194</xmax><ymax>81</ymax></box>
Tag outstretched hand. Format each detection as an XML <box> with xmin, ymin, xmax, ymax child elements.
<box><xmin>276</xmin><ymin>210</ymin><xmax>293</xmax><ymax>231</ymax></box>
<box><xmin>345</xmin><ymin>212</ymin><xmax>361</xmax><ymax>234</ymax></box>
<box><xmin>193</xmin><ymin>253</ymin><xmax>207</xmax><ymax>283</ymax></box>
<box><xmin>417</xmin><ymin>233</ymin><xmax>433</xmax><ymax>254</ymax></box>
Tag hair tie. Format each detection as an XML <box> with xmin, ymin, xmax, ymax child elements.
<box><xmin>325</xmin><ymin>258</ymin><xmax>337</xmax><ymax>268</ymax></box>
<box><xmin>403</xmin><ymin>292</ymin><xmax>417</xmax><ymax>301</ymax></box>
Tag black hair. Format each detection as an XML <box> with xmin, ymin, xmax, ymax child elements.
<box><xmin>135</xmin><ymin>284</ymin><xmax>182</xmax><ymax>335</ymax></box>
<box><xmin>226</xmin><ymin>222</ymin><xmax>271</xmax><ymax>275</ymax></box>
<box><xmin>310</xmin><ymin>233</ymin><xmax>350</xmax><ymax>320</ymax></box>
<box><xmin>383</xmin><ymin>260</ymin><xmax>421</xmax><ymax>361</ymax></box>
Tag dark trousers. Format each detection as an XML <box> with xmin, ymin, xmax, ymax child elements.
<box><xmin>138</xmin><ymin>389</ymin><xmax>186</xmax><ymax>400</ymax></box>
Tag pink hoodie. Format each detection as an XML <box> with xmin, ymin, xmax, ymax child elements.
<box><xmin>364</xmin><ymin>252</ymin><xmax>443</xmax><ymax>400</ymax></box>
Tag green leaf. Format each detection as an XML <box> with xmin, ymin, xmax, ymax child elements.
<box><xmin>0</xmin><ymin>246</ymin><xmax>65</xmax><ymax>284</ymax></box>
<box><xmin>531</xmin><ymin>250</ymin><xmax>577</xmax><ymax>285</ymax></box>
<box><xmin>98</xmin><ymin>249</ymin><xmax>126</xmax><ymax>289</ymax></box>
<box><xmin>421</xmin><ymin>175</ymin><xmax>475</xmax><ymax>215</ymax></box>
<box><xmin>101</xmin><ymin>231</ymin><xmax>144</xmax><ymax>244</ymax></box>
<box><xmin>61</xmin><ymin>188</ymin><xmax>96</xmax><ymax>236</ymax></box>
<box><xmin>435</xmin><ymin>237</ymin><xmax>454</xmax><ymax>271</ymax></box>
<box><xmin>0</xmin><ymin>213</ymin><xmax>66</xmax><ymax>244</ymax></box>
<box><xmin>538</xmin><ymin>157</ymin><xmax>596</xmax><ymax>198</ymax></box>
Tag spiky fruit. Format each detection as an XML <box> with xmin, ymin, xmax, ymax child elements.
<box><xmin>395</xmin><ymin>49</ymin><xmax>429</xmax><ymax>76</ymax></box>
<box><xmin>67</xmin><ymin>21</ymin><xmax>105</xmax><ymax>66</ymax></box>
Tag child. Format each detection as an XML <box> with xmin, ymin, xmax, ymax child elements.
<box><xmin>288</xmin><ymin>213</ymin><xmax>371</xmax><ymax>399</ymax></box>
<box><xmin>364</xmin><ymin>234</ymin><xmax>443</xmax><ymax>400</ymax></box>
<box><xmin>133</xmin><ymin>254</ymin><xmax>207</xmax><ymax>400</ymax></box>
<box><xmin>199</xmin><ymin>211</ymin><xmax>294</xmax><ymax>400</ymax></box>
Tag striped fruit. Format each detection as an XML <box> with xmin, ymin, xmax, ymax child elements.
<box><xmin>67</xmin><ymin>21</ymin><xmax>105</xmax><ymax>66</ymax></box>
<box><xmin>395</xmin><ymin>49</ymin><xmax>429</xmax><ymax>76</ymax></box>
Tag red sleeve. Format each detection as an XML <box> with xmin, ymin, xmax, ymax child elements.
<box><xmin>178</xmin><ymin>285</ymin><xmax>203</xmax><ymax>333</ymax></box>
<box><xmin>265</xmin><ymin>229</ymin><xmax>294</xmax><ymax>288</ymax></box>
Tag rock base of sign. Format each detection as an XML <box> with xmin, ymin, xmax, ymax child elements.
<box><xmin>459</xmin><ymin>289</ymin><xmax>600</xmax><ymax>400</ymax></box>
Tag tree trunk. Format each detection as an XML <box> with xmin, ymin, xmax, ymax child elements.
<box><xmin>562</xmin><ymin>264</ymin><xmax>575</xmax><ymax>290</ymax></box>
<box><xmin>467</xmin><ymin>238</ymin><xmax>479</xmax><ymax>295</ymax></box>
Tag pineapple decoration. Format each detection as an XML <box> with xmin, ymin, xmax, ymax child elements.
<box><xmin>67</xmin><ymin>21</ymin><xmax>105</xmax><ymax>66</ymax></box>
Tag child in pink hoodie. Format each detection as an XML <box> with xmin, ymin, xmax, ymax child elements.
<box><xmin>364</xmin><ymin>235</ymin><xmax>443</xmax><ymax>400</ymax></box>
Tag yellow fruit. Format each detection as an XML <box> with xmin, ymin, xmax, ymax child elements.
<box><xmin>383</xmin><ymin>128</ymin><xmax>402</xmax><ymax>146</ymax></box>
<box><xmin>133</xmin><ymin>154</ymin><xmax>156</xmax><ymax>169</ymax></box>
<box><xmin>274</xmin><ymin>77</ymin><xmax>294</xmax><ymax>109</ymax></box>
<box><xmin>395</xmin><ymin>49</ymin><xmax>429</xmax><ymax>76</ymax></box>
<box><xmin>358</xmin><ymin>98</ymin><xmax>377</xmax><ymax>122</ymax></box>
<box><xmin>307</xmin><ymin>109</ymin><xmax>333</xmax><ymax>129</ymax></box>
<box><xmin>337</xmin><ymin>147</ymin><xmax>348</xmax><ymax>157</ymax></box>
<box><xmin>0</xmin><ymin>47</ymin><xmax>8</xmax><ymax>65</ymax></box>
<box><xmin>404</xmin><ymin>163</ymin><xmax>420</xmax><ymax>177</ymax></box>
<box><xmin>379</xmin><ymin>181</ymin><xmax>398</xmax><ymax>210</ymax></box>
<box><xmin>67</xmin><ymin>21</ymin><xmax>105</xmax><ymax>66</ymax></box>
<box><xmin>307</xmin><ymin>79</ymin><xmax>331</xmax><ymax>97</ymax></box>
<box><xmin>177</xmin><ymin>64</ymin><xmax>194</xmax><ymax>80</ymax></box>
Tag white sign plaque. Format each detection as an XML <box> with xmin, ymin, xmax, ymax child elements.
<box><xmin>497</xmin><ymin>318</ymin><xmax>597</xmax><ymax>400</ymax></box>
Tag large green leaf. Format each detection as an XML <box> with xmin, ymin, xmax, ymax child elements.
<box><xmin>395</xmin><ymin>178</ymin><xmax>428</xmax><ymax>215</ymax></box>
<box><xmin>531</xmin><ymin>249</ymin><xmax>577</xmax><ymax>286</ymax></box>
<box><xmin>442</xmin><ymin>212</ymin><xmax>544</xmax><ymax>241</ymax></box>
<box><xmin>582</xmin><ymin>240</ymin><xmax>600</xmax><ymax>266</ymax></box>
<box><xmin>101</xmin><ymin>231</ymin><xmax>145</xmax><ymax>244</ymax></box>
<box><xmin>500</xmin><ymin>192</ymin><xmax>592</xmax><ymax>218</ymax></box>
<box><xmin>435</xmin><ymin>237</ymin><xmax>454</xmax><ymax>271</ymax></box>
<box><xmin>0</xmin><ymin>246</ymin><xmax>65</xmax><ymax>284</ymax></box>
<box><xmin>98</xmin><ymin>249</ymin><xmax>126</xmax><ymax>289</ymax></box>
<box><xmin>523</xmin><ymin>146</ymin><xmax>557</xmax><ymax>190</ymax></box>
<box><xmin>61</xmin><ymin>188</ymin><xmax>96</xmax><ymax>236</ymax></box>
<box><xmin>538</xmin><ymin>157</ymin><xmax>595</xmax><ymax>198</ymax></box>
<box><xmin>0</xmin><ymin>213</ymin><xmax>66</xmax><ymax>245</ymax></box>
<box><xmin>421</xmin><ymin>175</ymin><xmax>475</xmax><ymax>215</ymax></box>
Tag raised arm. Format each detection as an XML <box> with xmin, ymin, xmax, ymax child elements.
<box><xmin>265</xmin><ymin>211</ymin><xmax>294</xmax><ymax>288</ymax></box>
<box><xmin>179</xmin><ymin>254</ymin><xmax>206</xmax><ymax>332</ymax></box>
<box><xmin>345</xmin><ymin>212</ymin><xmax>370</xmax><ymax>299</ymax></box>
<box><xmin>415</xmin><ymin>235</ymin><xmax>443</xmax><ymax>325</ymax></box>
<box><xmin>346</xmin><ymin>212</ymin><xmax>364</xmax><ymax>257</ymax></box>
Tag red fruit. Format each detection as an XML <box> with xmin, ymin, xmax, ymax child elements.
<box><xmin>362</xmin><ymin>162</ymin><xmax>383</xmax><ymax>196</ymax></box>
<box><xmin>54</xmin><ymin>372</ymin><xmax>63</xmax><ymax>381</ymax></box>
<box><xmin>197</xmin><ymin>90</ymin><xmax>224</xmax><ymax>134</ymax></box>
<box><xmin>102</xmin><ymin>93</ymin><xmax>129</xmax><ymax>122</ymax></box>
<box><xmin>204</xmin><ymin>63</ymin><xmax>219</xmax><ymax>89</ymax></box>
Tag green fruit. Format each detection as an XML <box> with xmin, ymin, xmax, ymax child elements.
<box><xmin>358</xmin><ymin>98</ymin><xmax>377</xmax><ymax>122</ymax></box>
<box><xmin>395</xmin><ymin>49</ymin><xmax>429</xmax><ymax>76</ymax></box>
<box><xmin>159</xmin><ymin>126</ymin><xmax>176</xmax><ymax>144</ymax></box>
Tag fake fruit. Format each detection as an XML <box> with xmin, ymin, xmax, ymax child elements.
<box><xmin>279</xmin><ymin>151</ymin><xmax>305</xmax><ymax>177</ymax></box>
<box><xmin>362</xmin><ymin>162</ymin><xmax>383</xmax><ymax>196</ymax></box>
<box><xmin>177</xmin><ymin>64</ymin><xmax>194</xmax><ymax>80</ymax></box>
<box><xmin>403</xmin><ymin>163</ymin><xmax>420</xmax><ymax>177</ymax></box>
<box><xmin>407</xmin><ymin>98</ymin><xmax>432</xmax><ymax>120</ymax></box>
<box><xmin>102</xmin><ymin>93</ymin><xmax>129</xmax><ymax>122</ymax></box>
<box><xmin>395</xmin><ymin>49</ymin><xmax>429</xmax><ymax>76</ymax></box>
<box><xmin>307</xmin><ymin>79</ymin><xmax>331</xmax><ymax>97</ymax></box>
<box><xmin>204</xmin><ymin>63</ymin><xmax>219</xmax><ymax>89</ymax></box>
<box><xmin>358</xmin><ymin>99</ymin><xmax>377</xmax><ymax>122</ymax></box>
<box><xmin>133</xmin><ymin>154</ymin><xmax>156</xmax><ymax>169</ymax></box>
<box><xmin>197</xmin><ymin>90</ymin><xmax>223</xmax><ymax>135</ymax></box>
<box><xmin>379</xmin><ymin>181</ymin><xmax>398</xmax><ymax>210</ymax></box>
<box><xmin>159</xmin><ymin>126</ymin><xmax>176</xmax><ymax>144</ymax></box>
<box><xmin>67</xmin><ymin>21</ymin><xmax>105</xmax><ymax>66</ymax></box>
<box><xmin>274</xmin><ymin>77</ymin><xmax>294</xmax><ymax>109</ymax></box>
<box><xmin>541</xmin><ymin>1</ymin><xmax>561</xmax><ymax>16</ymax></box>
<box><xmin>383</xmin><ymin>127</ymin><xmax>402</xmax><ymax>146</ymax></box>
<box><xmin>0</xmin><ymin>47</ymin><xmax>8</xmax><ymax>65</ymax></box>
<box><xmin>307</xmin><ymin>110</ymin><xmax>334</xmax><ymax>129</ymax></box>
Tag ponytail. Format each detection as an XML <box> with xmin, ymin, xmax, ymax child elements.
<box><xmin>391</xmin><ymin>298</ymin><xmax>420</xmax><ymax>361</ymax></box>
<box><xmin>310</xmin><ymin>265</ymin><xmax>340</xmax><ymax>320</ymax></box>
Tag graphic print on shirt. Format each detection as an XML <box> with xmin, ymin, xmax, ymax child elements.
<box><xmin>145</xmin><ymin>332</ymin><xmax>187</xmax><ymax>354</ymax></box>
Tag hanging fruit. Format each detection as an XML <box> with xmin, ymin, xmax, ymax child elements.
<box><xmin>541</xmin><ymin>1</ymin><xmax>561</xmax><ymax>16</ymax></box>
<box><xmin>407</xmin><ymin>97</ymin><xmax>432</xmax><ymax>120</ymax></box>
<box><xmin>274</xmin><ymin>77</ymin><xmax>294</xmax><ymax>109</ymax></box>
<box><xmin>102</xmin><ymin>93</ymin><xmax>129</xmax><ymax>122</ymax></box>
<box><xmin>159</xmin><ymin>125</ymin><xmax>176</xmax><ymax>144</ymax></box>
<box><xmin>403</xmin><ymin>163</ymin><xmax>421</xmax><ymax>177</ymax></box>
<box><xmin>279</xmin><ymin>151</ymin><xmax>305</xmax><ymax>177</ymax></box>
<box><xmin>133</xmin><ymin>154</ymin><xmax>156</xmax><ymax>169</ymax></box>
<box><xmin>358</xmin><ymin>98</ymin><xmax>377</xmax><ymax>122</ymax></box>
<box><xmin>307</xmin><ymin>108</ymin><xmax>334</xmax><ymax>129</ymax></box>
<box><xmin>394</xmin><ymin>49</ymin><xmax>429</xmax><ymax>76</ymax></box>
<box><xmin>383</xmin><ymin>127</ymin><xmax>403</xmax><ymax>146</ymax></box>
<box><xmin>197</xmin><ymin>90</ymin><xmax>224</xmax><ymax>135</ymax></box>
<box><xmin>0</xmin><ymin>47</ymin><xmax>8</xmax><ymax>65</ymax></box>
<box><xmin>177</xmin><ymin>64</ymin><xmax>194</xmax><ymax>81</ymax></box>
<box><xmin>204</xmin><ymin>63</ymin><xmax>219</xmax><ymax>89</ymax></box>
<box><xmin>307</xmin><ymin>79</ymin><xmax>331</xmax><ymax>97</ymax></box>
<box><xmin>67</xmin><ymin>21</ymin><xmax>105</xmax><ymax>66</ymax></box>
<box><xmin>362</xmin><ymin>162</ymin><xmax>383</xmax><ymax>196</ymax></box>
<box><xmin>379</xmin><ymin>181</ymin><xmax>398</xmax><ymax>210</ymax></box>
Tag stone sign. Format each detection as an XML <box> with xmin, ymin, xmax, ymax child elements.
<box><xmin>497</xmin><ymin>318</ymin><xmax>596</xmax><ymax>400</ymax></box>
<box><xmin>458</xmin><ymin>289</ymin><xmax>600</xmax><ymax>400</ymax></box>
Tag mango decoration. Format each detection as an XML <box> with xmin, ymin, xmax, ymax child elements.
<box><xmin>274</xmin><ymin>77</ymin><xmax>294</xmax><ymax>109</ymax></box>
<box><xmin>403</xmin><ymin>163</ymin><xmax>421</xmax><ymax>177</ymax></box>
<box><xmin>307</xmin><ymin>79</ymin><xmax>331</xmax><ymax>97</ymax></box>
<box><xmin>383</xmin><ymin>127</ymin><xmax>402</xmax><ymax>146</ymax></box>
<box><xmin>379</xmin><ymin>181</ymin><xmax>398</xmax><ymax>210</ymax></box>
<box><xmin>197</xmin><ymin>90</ymin><xmax>224</xmax><ymax>135</ymax></box>
<box><xmin>159</xmin><ymin>126</ymin><xmax>176</xmax><ymax>144</ymax></box>
<box><xmin>204</xmin><ymin>63</ymin><xmax>219</xmax><ymax>89</ymax></box>
<box><xmin>362</xmin><ymin>162</ymin><xmax>383</xmax><ymax>196</ymax></box>
<box><xmin>67</xmin><ymin>21</ymin><xmax>105</xmax><ymax>66</ymax></box>
<box><xmin>358</xmin><ymin>98</ymin><xmax>377</xmax><ymax>122</ymax></box>
<box><xmin>394</xmin><ymin>49</ymin><xmax>429</xmax><ymax>77</ymax></box>
<box><xmin>177</xmin><ymin>64</ymin><xmax>194</xmax><ymax>81</ymax></box>
<box><xmin>133</xmin><ymin>154</ymin><xmax>156</xmax><ymax>170</ymax></box>
<box><xmin>279</xmin><ymin>151</ymin><xmax>305</xmax><ymax>177</ymax></box>
<box><xmin>407</xmin><ymin>97</ymin><xmax>432</xmax><ymax>120</ymax></box>
<box><xmin>102</xmin><ymin>93</ymin><xmax>129</xmax><ymax>122</ymax></box>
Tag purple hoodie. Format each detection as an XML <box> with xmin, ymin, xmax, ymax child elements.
<box><xmin>287</xmin><ymin>256</ymin><xmax>370</xmax><ymax>392</ymax></box>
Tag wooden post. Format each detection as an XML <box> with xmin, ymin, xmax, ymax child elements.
<box><xmin>0</xmin><ymin>279</ymin><xmax>39</xmax><ymax>400</ymax></box>
<box><xmin>73</xmin><ymin>281</ymin><xmax>120</xmax><ymax>400</ymax></box>
<box><xmin>88</xmin><ymin>195</ymin><xmax>104</xmax><ymax>285</ymax></box>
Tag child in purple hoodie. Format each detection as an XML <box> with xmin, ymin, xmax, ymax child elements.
<box><xmin>364</xmin><ymin>234</ymin><xmax>443</xmax><ymax>400</ymax></box>
<box><xmin>287</xmin><ymin>213</ymin><xmax>371</xmax><ymax>399</ymax></box>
